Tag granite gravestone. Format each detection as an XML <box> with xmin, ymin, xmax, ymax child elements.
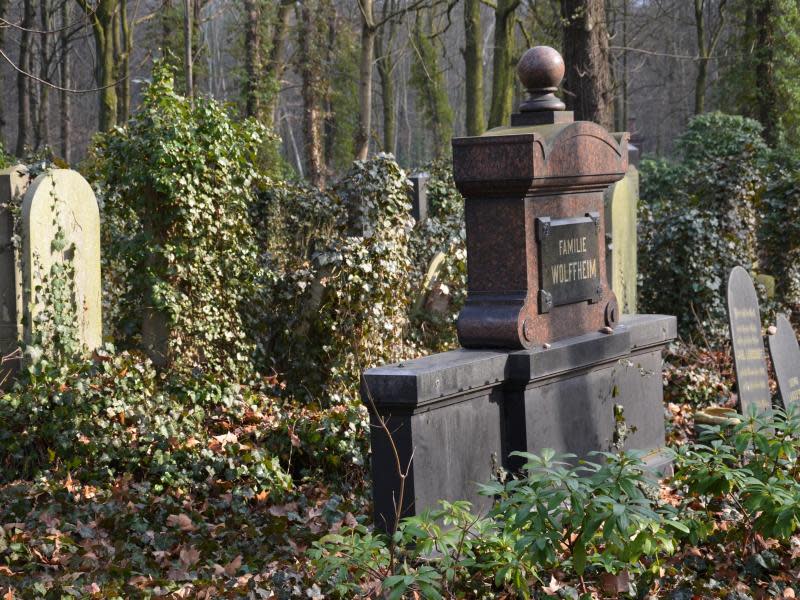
<box><xmin>363</xmin><ymin>46</ymin><xmax>676</xmax><ymax>530</ymax></box>
<box><xmin>768</xmin><ymin>314</ymin><xmax>800</xmax><ymax>410</ymax></box>
<box><xmin>727</xmin><ymin>266</ymin><xmax>771</xmax><ymax>415</ymax></box>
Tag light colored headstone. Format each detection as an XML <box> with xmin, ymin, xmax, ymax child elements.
<box><xmin>768</xmin><ymin>314</ymin><xmax>800</xmax><ymax>410</ymax></box>
<box><xmin>603</xmin><ymin>163</ymin><xmax>638</xmax><ymax>314</ymax></box>
<box><xmin>727</xmin><ymin>266</ymin><xmax>772</xmax><ymax>415</ymax></box>
<box><xmin>21</xmin><ymin>169</ymin><xmax>101</xmax><ymax>352</ymax></box>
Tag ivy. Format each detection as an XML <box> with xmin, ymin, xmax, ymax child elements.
<box><xmin>638</xmin><ymin>113</ymin><xmax>769</xmax><ymax>343</ymax></box>
<box><xmin>90</xmin><ymin>60</ymin><xmax>276</xmax><ymax>377</ymax></box>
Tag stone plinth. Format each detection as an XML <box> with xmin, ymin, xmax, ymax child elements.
<box><xmin>363</xmin><ymin>314</ymin><xmax>676</xmax><ymax>529</ymax></box>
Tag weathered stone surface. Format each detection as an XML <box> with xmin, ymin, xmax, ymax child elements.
<box><xmin>363</xmin><ymin>314</ymin><xmax>676</xmax><ymax>528</ymax></box>
<box><xmin>22</xmin><ymin>170</ymin><xmax>102</xmax><ymax>352</ymax></box>
<box><xmin>604</xmin><ymin>163</ymin><xmax>638</xmax><ymax>314</ymax></box>
<box><xmin>727</xmin><ymin>266</ymin><xmax>771</xmax><ymax>415</ymax></box>
<box><xmin>768</xmin><ymin>314</ymin><xmax>800</xmax><ymax>410</ymax></box>
<box><xmin>0</xmin><ymin>165</ymin><xmax>29</xmax><ymax>377</ymax></box>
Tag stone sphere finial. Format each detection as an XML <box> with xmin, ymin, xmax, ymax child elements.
<box><xmin>517</xmin><ymin>46</ymin><xmax>566</xmax><ymax>112</ymax></box>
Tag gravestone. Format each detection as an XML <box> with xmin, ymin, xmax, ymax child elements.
<box><xmin>603</xmin><ymin>158</ymin><xmax>638</xmax><ymax>314</ymax></box>
<box><xmin>21</xmin><ymin>170</ymin><xmax>102</xmax><ymax>352</ymax></box>
<box><xmin>0</xmin><ymin>165</ymin><xmax>28</xmax><ymax>379</ymax></box>
<box><xmin>409</xmin><ymin>172</ymin><xmax>429</xmax><ymax>222</ymax></box>
<box><xmin>363</xmin><ymin>46</ymin><xmax>676</xmax><ymax>530</ymax></box>
<box><xmin>768</xmin><ymin>314</ymin><xmax>800</xmax><ymax>410</ymax></box>
<box><xmin>727</xmin><ymin>266</ymin><xmax>771</xmax><ymax>414</ymax></box>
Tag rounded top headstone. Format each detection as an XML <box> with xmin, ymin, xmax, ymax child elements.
<box><xmin>516</xmin><ymin>46</ymin><xmax>566</xmax><ymax>113</ymax></box>
<box><xmin>517</xmin><ymin>46</ymin><xmax>564</xmax><ymax>92</ymax></box>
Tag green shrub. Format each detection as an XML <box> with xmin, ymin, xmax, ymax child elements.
<box><xmin>309</xmin><ymin>450</ymin><xmax>685</xmax><ymax>599</ymax></box>
<box><xmin>0</xmin><ymin>349</ymin><xmax>294</xmax><ymax>496</ymax></box>
<box><xmin>674</xmin><ymin>406</ymin><xmax>800</xmax><ymax>554</ymax></box>
<box><xmin>761</xmin><ymin>147</ymin><xmax>800</xmax><ymax>310</ymax></box>
<box><xmin>256</xmin><ymin>155</ymin><xmax>467</xmax><ymax>403</ymax></box>
<box><xmin>91</xmin><ymin>61</ymin><xmax>275</xmax><ymax>377</ymax></box>
<box><xmin>638</xmin><ymin>113</ymin><xmax>769</xmax><ymax>343</ymax></box>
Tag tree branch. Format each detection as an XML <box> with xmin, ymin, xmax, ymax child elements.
<box><xmin>0</xmin><ymin>45</ymin><xmax>128</xmax><ymax>93</ymax></box>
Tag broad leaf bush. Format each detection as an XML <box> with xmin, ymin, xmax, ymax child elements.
<box><xmin>256</xmin><ymin>156</ymin><xmax>466</xmax><ymax>402</ymax></box>
<box><xmin>310</xmin><ymin>450</ymin><xmax>686</xmax><ymax>598</ymax></box>
<box><xmin>674</xmin><ymin>407</ymin><xmax>800</xmax><ymax>555</ymax></box>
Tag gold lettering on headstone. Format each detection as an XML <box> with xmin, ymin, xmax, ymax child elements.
<box><xmin>731</xmin><ymin>307</ymin><xmax>769</xmax><ymax>398</ymax></box>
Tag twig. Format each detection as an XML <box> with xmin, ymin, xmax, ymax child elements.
<box><xmin>0</xmin><ymin>46</ymin><xmax>129</xmax><ymax>93</ymax></box>
<box><xmin>362</xmin><ymin>377</ymin><xmax>415</xmax><ymax>574</ymax></box>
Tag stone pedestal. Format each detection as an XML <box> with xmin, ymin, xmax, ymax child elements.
<box><xmin>363</xmin><ymin>314</ymin><xmax>676</xmax><ymax>529</ymax></box>
<box><xmin>362</xmin><ymin>46</ymin><xmax>675</xmax><ymax>531</ymax></box>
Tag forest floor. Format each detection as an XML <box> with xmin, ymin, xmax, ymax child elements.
<box><xmin>1</xmin><ymin>344</ymin><xmax>799</xmax><ymax>599</ymax></box>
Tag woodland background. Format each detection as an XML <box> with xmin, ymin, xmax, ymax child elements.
<box><xmin>0</xmin><ymin>0</ymin><xmax>798</xmax><ymax>174</ymax></box>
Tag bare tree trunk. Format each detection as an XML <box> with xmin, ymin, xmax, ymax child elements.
<box><xmin>376</xmin><ymin>0</ymin><xmax>397</xmax><ymax>152</ymax></box>
<box><xmin>119</xmin><ymin>0</ymin><xmax>131</xmax><ymax>122</ymax></box>
<box><xmin>355</xmin><ymin>0</ymin><xmax>375</xmax><ymax>160</ymax></box>
<box><xmin>243</xmin><ymin>0</ymin><xmax>260</xmax><ymax>118</ymax></box>
<box><xmin>0</xmin><ymin>0</ymin><xmax>9</xmax><ymax>143</ymax></box>
<box><xmin>755</xmin><ymin>0</ymin><xmax>777</xmax><ymax>143</ymax></box>
<box><xmin>184</xmin><ymin>0</ymin><xmax>193</xmax><ymax>101</ymax></box>
<box><xmin>265</xmin><ymin>0</ymin><xmax>293</xmax><ymax>127</ymax></box>
<box><xmin>37</xmin><ymin>0</ymin><xmax>50</xmax><ymax>150</ymax></box>
<box><xmin>488</xmin><ymin>0</ymin><xmax>520</xmax><ymax>129</ymax></box>
<box><xmin>464</xmin><ymin>0</ymin><xmax>485</xmax><ymax>135</ymax></box>
<box><xmin>60</xmin><ymin>0</ymin><xmax>71</xmax><ymax>163</ymax></box>
<box><xmin>323</xmin><ymin>9</ymin><xmax>336</xmax><ymax>168</ymax></box>
<box><xmin>299</xmin><ymin>0</ymin><xmax>325</xmax><ymax>188</ymax></box>
<box><xmin>411</xmin><ymin>9</ymin><xmax>454</xmax><ymax>158</ymax></box>
<box><xmin>75</xmin><ymin>0</ymin><xmax>118</xmax><ymax>131</ymax></box>
<box><xmin>561</xmin><ymin>0</ymin><xmax>614</xmax><ymax>129</ymax></box>
<box><xmin>693</xmin><ymin>0</ymin><xmax>728</xmax><ymax>115</ymax></box>
<box><xmin>16</xmin><ymin>0</ymin><xmax>34</xmax><ymax>156</ymax></box>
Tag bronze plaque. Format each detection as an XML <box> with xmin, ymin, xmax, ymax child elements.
<box><xmin>537</xmin><ymin>213</ymin><xmax>602</xmax><ymax>313</ymax></box>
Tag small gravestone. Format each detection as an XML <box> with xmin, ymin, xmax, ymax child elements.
<box><xmin>727</xmin><ymin>266</ymin><xmax>771</xmax><ymax>414</ymax></box>
<box><xmin>409</xmin><ymin>172</ymin><xmax>429</xmax><ymax>222</ymax></box>
<box><xmin>21</xmin><ymin>170</ymin><xmax>102</xmax><ymax>352</ymax></box>
<box><xmin>768</xmin><ymin>314</ymin><xmax>800</xmax><ymax>410</ymax></box>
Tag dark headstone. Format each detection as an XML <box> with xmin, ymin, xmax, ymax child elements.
<box><xmin>409</xmin><ymin>173</ymin><xmax>428</xmax><ymax>222</ymax></box>
<box><xmin>727</xmin><ymin>266</ymin><xmax>771</xmax><ymax>414</ymax></box>
<box><xmin>768</xmin><ymin>314</ymin><xmax>800</xmax><ymax>410</ymax></box>
<box><xmin>363</xmin><ymin>313</ymin><xmax>675</xmax><ymax>529</ymax></box>
<box><xmin>363</xmin><ymin>46</ymin><xmax>673</xmax><ymax>529</ymax></box>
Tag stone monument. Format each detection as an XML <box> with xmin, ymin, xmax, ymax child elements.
<box><xmin>603</xmin><ymin>156</ymin><xmax>638</xmax><ymax>315</ymax></box>
<box><xmin>0</xmin><ymin>165</ymin><xmax>28</xmax><ymax>380</ymax></box>
<box><xmin>362</xmin><ymin>47</ymin><xmax>676</xmax><ymax>530</ymax></box>
<box><xmin>768</xmin><ymin>314</ymin><xmax>800</xmax><ymax>410</ymax></box>
<box><xmin>0</xmin><ymin>167</ymin><xmax>101</xmax><ymax>374</ymax></box>
<box><xmin>727</xmin><ymin>266</ymin><xmax>772</xmax><ymax>415</ymax></box>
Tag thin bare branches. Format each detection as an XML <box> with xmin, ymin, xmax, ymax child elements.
<box><xmin>0</xmin><ymin>45</ymin><xmax>127</xmax><ymax>93</ymax></box>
